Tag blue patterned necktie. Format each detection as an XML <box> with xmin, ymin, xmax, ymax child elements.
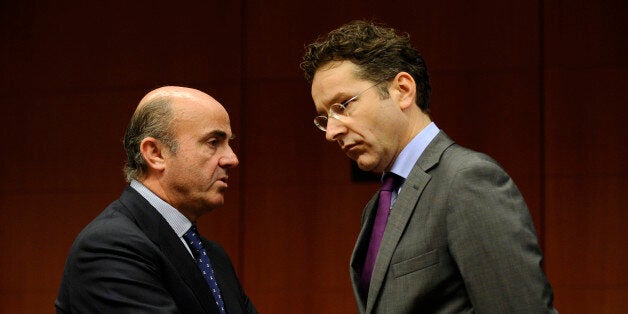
<box><xmin>183</xmin><ymin>225</ymin><xmax>227</xmax><ymax>314</ymax></box>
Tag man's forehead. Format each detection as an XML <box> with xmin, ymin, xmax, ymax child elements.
<box><xmin>313</xmin><ymin>61</ymin><xmax>358</xmax><ymax>83</ymax></box>
<box><xmin>311</xmin><ymin>61</ymin><xmax>361</xmax><ymax>104</ymax></box>
<box><xmin>172</xmin><ymin>101</ymin><xmax>232</xmax><ymax>131</ymax></box>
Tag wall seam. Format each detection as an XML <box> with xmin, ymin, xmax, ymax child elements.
<box><xmin>538</xmin><ymin>0</ymin><xmax>548</xmax><ymax>260</ymax></box>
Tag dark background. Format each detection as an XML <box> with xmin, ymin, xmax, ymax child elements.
<box><xmin>1</xmin><ymin>1</ymin><xmax>625</xmax><ymax>313</ymax></box>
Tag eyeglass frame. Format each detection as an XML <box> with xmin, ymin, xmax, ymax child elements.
<box><xmin>313</xmin><ymin>80</ymin><xmax>386</xmax><ymax>132</ymax></box>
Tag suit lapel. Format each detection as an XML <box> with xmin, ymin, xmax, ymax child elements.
<box><xmin>363</xmin><ymin>131</ymin><xmax>455</xmax><ymax>313</ymax></box>
<box><xmin>364</xmin><ymin>170</ymin><xmax>431</xmax><ymax>312</ymax></box>
<box><xmin>158</xmin><ymin>226</ymin><xmax>219</xmax><ymax>313</ymax></box>
<box><xmin>118</xmin><ymin>187</ymin><xmax>219</xmax><ymax>313</ymax></box>
<box><xmin>350</xmin><ymin>194</ymin><xmax>378</xmax><ymax>311</ymax></box>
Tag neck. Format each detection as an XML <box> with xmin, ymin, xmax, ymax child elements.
<box><xmin>139</xmin><ymin>177</ymin><xmax>199</xmax><ymax>222</ymax></box>
<box><xmin>403</xmin><ymin>110</ymin><xmax>432</xmax><ymax>148</ymax></box>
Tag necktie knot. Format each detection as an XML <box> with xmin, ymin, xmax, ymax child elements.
<box><xmin>183</xmin><ymin>226</ymin><xmax>204</xmax><ymax>254</ymax></box>
<box><xmin>381</xmin><ymin>173</ymin><xmax>401</xmax><ymax>192</ymax></box>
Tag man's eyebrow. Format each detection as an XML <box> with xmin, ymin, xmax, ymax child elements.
<box><xmin>203</xmin><ymin>130</ymin><xmax>231</xmax><ymax>141</ymax></box>
<box><xmin>317</xmin><ymin>92</ymin><xmax>351</xmax><ymax>114</ymax></box>
<box><xmin>329</xmin><ymin>92</ymin><xmax>351</xmax><ymax>105</ymax></box>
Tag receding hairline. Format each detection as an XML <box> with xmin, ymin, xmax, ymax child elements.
<box><xmin>137</xmin><ymin>86</ymin><xmax>219</xmax><ymax>113</ymax></box>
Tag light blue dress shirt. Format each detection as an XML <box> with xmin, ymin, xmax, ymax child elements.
<box><xmin>388</xmin><ymin>122</ymin><xmax>440</xmax><ymax>205</ymax></box>
<box><xmin>130</xmin><ymin>180</ymin><xmax>195</xmax><ymax>256</ymax></box>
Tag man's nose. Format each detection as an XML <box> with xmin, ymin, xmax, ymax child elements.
<box><xmin>221</xmin><ymin>146</ymin><xmax>239</xmax><ymax>168</ymax></box>
<box><xmin>324</xmin><ymin>118</ymin><xmax>346</xmax><ymax>142</ymax></box>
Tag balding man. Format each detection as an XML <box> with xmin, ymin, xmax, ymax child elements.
<box><xmin>56</xmin><ymin>86</ymin><xmax>257</xmax><ymax>313</ymax></box>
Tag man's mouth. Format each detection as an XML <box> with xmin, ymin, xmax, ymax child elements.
<box><xmin>342</xmin><ymin>143</ymin><xmax>357</xmax><ymax>154</ymax></box>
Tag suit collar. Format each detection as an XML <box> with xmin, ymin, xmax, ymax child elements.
<box><xmin>129</xmin><ymin>180</ymin><xmax>192</xmax><ymax>237</ymax></box>
<box><xmin>417</xmin><ymin>131</ymin><xmax>455</xmax><ymax>172</ymax></box>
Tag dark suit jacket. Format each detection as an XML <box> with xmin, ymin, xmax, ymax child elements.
<box><xmin>56</xmin><ymin>186</ymin><xmax>256</xmax><ymax>314</ymax></box>
<box><xmin>350</xmin><ymin>132</ymin><xmax>556</xmax><ymax>313</ymax></box>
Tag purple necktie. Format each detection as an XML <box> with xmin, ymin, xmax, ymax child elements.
<box><xmin>360</xmin><ymin>173</ymin><xmax>400</xmax><ymax>295</ymax></box>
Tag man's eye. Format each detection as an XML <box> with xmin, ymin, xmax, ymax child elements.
<box><xmin>339</xmin><ymin>98</ymin><xmax>355</xmax><ymax>109</ymax></box>
<box><xmin>207</xmin><ymin>139</ymin><xmax>219</xmax><ymax>147</ymax></box>
<box><xmin>341</xmin><ymin>96</ymin><xmax>358</xmax><ymax>109</ymax></box>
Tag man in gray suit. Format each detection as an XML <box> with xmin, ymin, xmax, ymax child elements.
<box><xmin>301</xmin><ymin>21</ymin><xmax>557</xmax><ymax>313</ymax></box>
<box><xmin>56</xmin><ymin>86</ymin><xmax>257</xmax><ymax>313</ymax></box>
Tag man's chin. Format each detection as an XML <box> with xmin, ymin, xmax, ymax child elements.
<box><xmin>200</xmin><ymin>193</ymin><xmax>226</xmax><ymax>210</ymax></box>
<box><xmin>355</xmin><ymin>158</ymin><xmax>376</xmax><ymax>173</ymax></box>
<box><xmin>208</xmin><ymin>196</ymin><xmax>225</xmax><ymax>207</ymax></box>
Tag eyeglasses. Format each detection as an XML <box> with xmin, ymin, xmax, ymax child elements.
<box><xmin>313</xmin><ymin>81</ymin><xmax>384</xmax><ymax>132</ymax></box>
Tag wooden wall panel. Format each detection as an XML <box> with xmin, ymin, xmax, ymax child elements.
<box><xmin>543</xmin><ymin>0</ymin><xmax>627</xmax><ymax>312</ymax></box>
<box><xmin>544</xmin><ymin>70</ymin><xmax>627</xmax><ymax>312</ymax></box>
<box><xmin>0</xmin><ymin>2</ymin><xmax>244</xmax><ymax>312</ymax></box>
<box><xmin>1</xmin><ymin>0</ymin><xmax>626</xmax><ymax>313</ymax></box>
<box><xmin>239</xmin><ymin>79</ymin><xmax>374</xmax><ymax>312</ymax></box>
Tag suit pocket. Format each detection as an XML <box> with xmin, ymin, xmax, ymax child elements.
<box><xmin>392</xmin><ymin>249</ymin><xmax>439</xmax><ymax>278</ymax></box>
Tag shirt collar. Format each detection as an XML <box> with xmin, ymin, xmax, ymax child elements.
<box><xmin>130</xmin><ymin>180</ymin><xmax>192</xmax><ymax>237</ymax></box>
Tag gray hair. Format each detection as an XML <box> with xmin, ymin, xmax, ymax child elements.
<box><xmin>122</xmin><ymin>96</ymin><xmax>178</xmax><ymax>182</ymax></box>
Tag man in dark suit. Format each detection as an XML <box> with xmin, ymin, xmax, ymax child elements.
<box><xmin>301</xmin><ymin>21</ymin><xmax>557</xmax><ymax>313</ymax></box>
<box><xmin>56</xmin><ymin>86</ymin><xmax>257</xmax><ymax>313</ymax></box>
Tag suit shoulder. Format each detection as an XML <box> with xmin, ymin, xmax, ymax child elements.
<box><xmin>69</xmin><ymin>200</ymin><xmax>154</xmax><ymax>256</ymax></box>
<box><xmin>439</xmin><ymin>144</ymin><xmax>503</xmax><ymax>172</ymax></box>
<box><xmin>80</xmin><ymin>200</ymin><xmax>137</xmax><ymax>235</ymax></box>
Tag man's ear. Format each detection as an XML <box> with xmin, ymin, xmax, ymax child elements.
<box><xmin>391</xmin><ymin>72</ymin><xmax>417</xmax><ymax>110</ymax></box>
<box><xmin>140</xmin><ymin>137</ymin><xmax>167</xmax><ymax>172</ymax></box>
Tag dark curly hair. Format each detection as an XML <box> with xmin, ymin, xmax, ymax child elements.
<box><xmin>301</xmin><ymin>20</ymin><xmax>431</xmax><ymax>112</ymax></box>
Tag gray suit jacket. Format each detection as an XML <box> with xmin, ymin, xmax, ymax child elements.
<box><xmin>56</xmin><ymin>186</ymin><xmax>256</xmax><ymax>313</ymax></box>
<box><xmin>350</xmin><ymin>132</ymin><xmax>556</xmax><ymax>313</ymax></box>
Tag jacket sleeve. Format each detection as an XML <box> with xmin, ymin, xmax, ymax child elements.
<box><xmin>446</xmin><ymin>156</ymin><xmax>557</xmax><ymax>313</ymax></box>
